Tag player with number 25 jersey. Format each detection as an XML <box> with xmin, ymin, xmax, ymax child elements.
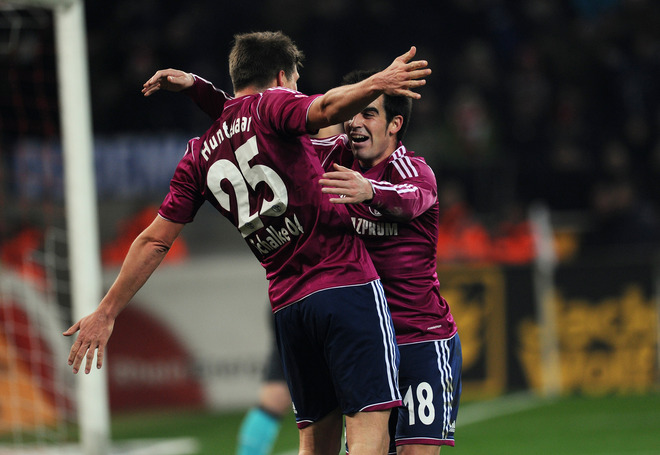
<box><xmin>158</xmin><ymin>85</ymin><xmax>401</xmax><ymax>430</ymax></box>
<box><xmin>159</xmin><ymin>88</ymin><xmax>379</xmax><ymax>310</ymax></box>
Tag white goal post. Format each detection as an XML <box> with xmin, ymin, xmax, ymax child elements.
<box><xmin>2</xmin><ymin>0</ymin><xmax>111</xmax><ymax>454</ymax></box>
<box><xmin>53</xmin><ymin>1</ymin><xmax>111</xmax><ymax>454</ymax></box>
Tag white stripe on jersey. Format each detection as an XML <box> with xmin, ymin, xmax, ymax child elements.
<box><xmin>435</xmin><ymin>340</ymin><xmax>454</xmax><ymax>439</ymax></box>
<box><xmin>311</xmin><ymin>135</ymin><xmax>347</xmax><ymax>169</ymax></box>
<box><xmin>310</xmin><ymin>135</ymin><xmax>344</xmax><ymax>147</ymax></box>
<box><xmin>254</xmin><ymin>93</ymin><xmax>264</xmax><ymax>121</ymax></box>
<box><xmin>371</xmin><ymin>280</ymin><xmax>400</xmax><ymax>402</ymax></box>
<box><xmin>371</xmin><ymin>181</ymin><xmax>419</xmax><ymax>195</ymax></box>
<box><xmin>391</xmin><ymin>154</ymin><xmax>420</xmax><ymax>179</ymax></box>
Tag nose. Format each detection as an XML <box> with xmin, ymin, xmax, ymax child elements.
<box><xmin>348</xmin><ymin>114</ymin><xmax>362</xmax><ymax>128</ymax></box>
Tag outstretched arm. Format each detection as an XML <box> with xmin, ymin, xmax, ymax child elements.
<box><xmin>63</xmin><ymin>215</ymin><xmax>184</xmax><ymax>374</ymax></box>
<box><xmin>307</xmin><ymin>46</ymin><xmax>431</xmax><ymax>131</ymax></box>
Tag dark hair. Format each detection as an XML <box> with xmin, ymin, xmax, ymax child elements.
<box><xmin>229</xmin><ymin>31</ymin><xmax>305</xmax><ymax>92</ymax></box>
<box><xmin>342</xmin><ymin>69</ymin><xmax>413</xmax><ymax>142</ymax></box>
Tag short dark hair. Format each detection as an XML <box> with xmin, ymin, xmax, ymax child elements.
<box><xmin>342</xmin><ymin>69</ymin><xmax>413</xmax><ymax>142</ymax></box>
<box><xmin>229</xmin><ymin>31</ymin><xmax>305</xmax><ymax>92</ymax></box>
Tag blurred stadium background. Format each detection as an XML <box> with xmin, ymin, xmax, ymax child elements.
<box><xmin>1</xmin><ymin>0</ymin><xmax>659</xmax><ymax>453</ymax></box>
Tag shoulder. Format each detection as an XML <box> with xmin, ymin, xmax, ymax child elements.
<box><xmin>257</xmin><ymin>87</ymin><xmax>319</xmax><ymax>117</ymax></box>
<box><xmin>387</xmin><ymin>145</ymin><xmax>435</xmax><ymax>181</ymax></box>
<box><xmin>262</xmin><ymin>86</ymin><xmax>310</xmax><ymax>101</ymax></box>
<box><xmin>266</xmin><ymin>86</ymin><xmax>299</xmax><ymax>95</ymax></box>
<box><xmin>311</xmin><ymin>134</ymin><xmax>351</xmax><ymax>168</ymax></box>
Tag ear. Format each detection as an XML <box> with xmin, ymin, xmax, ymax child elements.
<box><xmin>389</xmin><ymin>115</ymin><xmax>404</xmax><ymax>136</ymax></box>
<box><xmin>276</xmin><ymin>69</ymin><xmax>287</xmax><ymax>87</ymax></box>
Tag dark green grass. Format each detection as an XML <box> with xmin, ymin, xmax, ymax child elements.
<box><xmin>111</xmin><ymin>408</ymin><xmax>298</xmax><ymax>454</ymax></box>
<box><xmin>108</xmin><ymin>391</ymin><xmax>660</xmax><ymax>455</ymax></box>
<box><xmin>454</xmin><ymin>392</ymin><xmax>660</xmax><ymax>455</ymax></box>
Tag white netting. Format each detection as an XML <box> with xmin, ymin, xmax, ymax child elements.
<box><xmin>0</xmin><ymin>4</ymin><xmax>77</xmax><ymax>451</ymax></box>
<box><xmin>0</xmin><ymin>229</ymin><xmax>76</xmax><ymax>449</ymax></box>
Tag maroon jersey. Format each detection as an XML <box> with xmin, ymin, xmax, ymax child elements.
<box><xmin>313</xmin><ymin>135</ymin><xmax>457</xmax><ymax>344</ymax></box>
<box><xmin>159</xmin><ymin>88</ymin><xmax>378</xmax><ymax>311</ymax></box>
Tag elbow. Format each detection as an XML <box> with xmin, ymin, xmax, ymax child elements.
<box><xmin>393</xmin><ymin>213</ymin><xmax>415</xmax><ymax>223</ymax></box>
<box><xmin>323</xmin><ymin>106</ymin><xmax>344</xmax><ymax>126</ymax></box>
<box><xmin>309</xmin><ymin>99</ymin><xmax>342</xmax><ymax>131</ymax></box>
<box><xmin>148</xmin><ymin>234</ymin><xmax>175</xmax><ymax>256</ymax></box>
<box><xmin>152</xmin><ymin>240</ymin><xmax>172</xmax><ymax>256</ymax></box>
<box><xmin>134</xmin><ymin>233</ymin><xmax>173</xmax><ymax>257</ymax></box>
<box><xmin>381</xmin><ymin>206</ymin><xmax>415</xmax><ymax>223</ymax></box>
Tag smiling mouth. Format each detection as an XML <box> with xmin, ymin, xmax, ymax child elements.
<box><xmin>350</xmin><ymin>134</ymin><xmax>369</xmax><ymax>143</ymax></box>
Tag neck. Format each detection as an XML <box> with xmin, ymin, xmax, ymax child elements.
<box><xmin>235</xmin><ymin>88</ymin><xmax>260</xmax><ymax>97</ymax></box>
<box><xmin>358</xmin><ymin>142</ymin><xmax>399</xmax><ymax>169</ymax></box>
<box><xmin>235</xmin><ymin>79</ymin><xmax>278</xmax><ymax>98</ymax></box>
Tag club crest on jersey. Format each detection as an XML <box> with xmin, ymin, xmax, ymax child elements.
<box><xmin>368</xmin><ymin>207</ymin><xmax>382</xmax><ymax>217</ymax></box>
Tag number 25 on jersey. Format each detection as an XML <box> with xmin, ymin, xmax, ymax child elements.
<box><xmin>207</xmin><ymin>136</ymin><xmax>288</xmax><ymax>237</ymax></box>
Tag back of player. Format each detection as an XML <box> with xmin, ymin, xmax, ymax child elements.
<box><xmin>159</xmin><ymin>87</ymin><xmax>379</xmax><ymax>310</ymax></box>
<box><xmin>159</xmin><ymin>83</ymin><xmax>402</xmax><ymax>453</ymax></box>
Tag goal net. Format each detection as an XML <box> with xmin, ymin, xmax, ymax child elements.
<box><xmin>0</xmin><ymin>1</ymin><xmax>109</xmax><ymax>453</ymax></box>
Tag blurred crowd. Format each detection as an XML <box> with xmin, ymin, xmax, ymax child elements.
<box><xmin>3</xmin><ymin>0</ymin><xmax>660</xmax><ymax>263</ymax></box>
<box><xmin>82</xmin><ymin>0</ymin><xmax>660</xmax><ymax>261</ymax></box>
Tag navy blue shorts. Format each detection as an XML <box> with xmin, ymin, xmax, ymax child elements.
<box><xmin>274</xmin><ymin>280</ymin><xmax>402</xmax><ymax>429</ymax></box>
<box><xmin>390</xmin><ymin>334</ymin><xmax>462</xmax><ymax>451</ymax></box>
<box><xmin>263</xmin><ymin>312</ymin><xmax>285</xmax><ymax>382</ymax></box>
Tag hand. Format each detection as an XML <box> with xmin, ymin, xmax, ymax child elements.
<box><xmin>319</xmin><ymin>164</ymin><xmax>374</xmax><ymax>204</ymax></box>
<box><xmin>142</xmin><ymin>68</ymin><xmax>194</xmax><ymax>97</ymax></box>
<box><xmin>375</xmin><ymin>46</ymin><xmax>431</xmax><ymax>99</ymax></box>
<box><xmin>63</xmin><ymin>310</ymin><xmax>115</xmax><ymax>374</ymax></box>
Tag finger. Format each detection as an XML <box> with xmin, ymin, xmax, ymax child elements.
<box><xmin>71</xmin><ymin>344</ymin><xmax>88</xmax><ymax>374</ymax></box>
<box><xmin>406</xmin><ymin>79</ymin><xmax>428</xmax><ymax>90</ymax></box>
<box><xmin>142</xmin><ymin>86</ymin><xmax>161</xmax><ymax>97</ymax></box>
<box><xmin>84</xmin><ymin>346</ymin><xmax>97</xmax><ymax>374</ymax></box>
<box><xmin>96</xmin><ymin>345</ymin><xmax>104</xmax><ymax>370</ymax></box>
<box><xmin>141</xmin><ymin>80</ymin><xmax>162</xmax><ymax>93</ymax></box>
<box><xmin>396</xmin><ymin>46</ymin><xmax>417</xmax><ymax>64</ymax></box>
<box><xmin>399</xmin><ymin>90</ymin><xmax>423</xmax><ymax>100</ymax></box>
<box><xmin>63</xmin><ymin>321</ymin><xmax>80</xmax><ymax>337</ymax></box>
<box><xmin>320</xmin><ymin>172</ymin><xmax>352</xmax><ymax>181</ymax></box>
<box><xmin>405</xmin><ymin>60</ymin><xmax>430</xmax><ymax>72</ymax></box>
<box><xmin>332</xmin><ymin>163</ymin><xmax>351</xmax><ymax>172</ymax></box>
<box><xmin>320</xmin><ymin>186</ymin><xmax>344</xmax><ymax>194</ymax></box>
<box><xmin>144</xmin><ymin>71</ymin><xmax>166</xmax><ymax>87</ymax></box>
<box><xmin>328</xmin><ymin>194</ymin><xmax>361</xmax><ymax>204</ymax></box>
<box><xmin>67</xmin><ymin>340</ymin><xmax>80</xmax><ymax>366</ymax></box>
<box><xmin>406</xmin><ymin>67</ymin><xmax>432</xmax><ymax>80</ymax></box>
<box><xmin>141</xmin><ymin>81</ymin><xmax>159</xmax><ymax>90</ymax></box>
<box><xmin>320</xmin><ymin>180</ymin><xmax>351</xmax><ymax>191</ymax></box>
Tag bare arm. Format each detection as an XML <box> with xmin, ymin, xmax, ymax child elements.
<box><xmin>63</xmin><ymin>215</ymin><xmax>184</xmax><ymax>374</ymax></box>
<box><xmin>307</xmin><ymin>46</ymin><xmax>431</xmax><ymax>131</ymax></box>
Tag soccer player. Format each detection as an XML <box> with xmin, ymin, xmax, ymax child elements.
<box><xmin>64</xmin><ymin>31</ymin><xmax>431</xmax><ymax>455</ymax></box>
<box><xmin>144</xmin><ymin>67</ymin><xmax>461</xmax><ymax>454</ymax></box>
<box><xmin>317</xmin><ymin>70</ymin><xmax>461</xmax><ymax>455</ymax></box>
